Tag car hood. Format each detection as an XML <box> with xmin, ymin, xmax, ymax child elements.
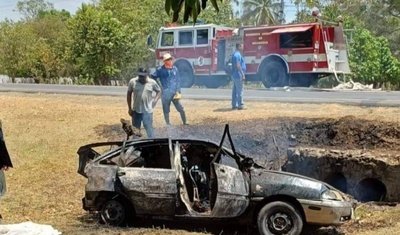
<box><xmin>250</xmin><ymin>168</ymin><xmax>333</xmax><ymax>200</ymax></box>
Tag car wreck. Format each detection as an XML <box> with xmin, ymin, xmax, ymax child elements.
<box><xmin>77</xmin><ymin>124</ymin><xmax>355</xmax><ymax>235</ymax></box>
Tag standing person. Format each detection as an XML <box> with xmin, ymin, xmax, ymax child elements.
<box><xmin>231</xmin><ymin>43</ymin><xmax>246</xmax><ymax>110</ymax></box>
<box><xmin>127</xmin><ymin>67</ymin><xmax>161</xmax><ymax>138</ymax></box>
<box><xmin>0</xmin><ymin>120</ymin><xmax>13</xmax><ymax>198</ymax></box>
<box><xmin>151</xmin><ymin>53</ymin><xmax>187</xmax><ymax>125</ymax></box>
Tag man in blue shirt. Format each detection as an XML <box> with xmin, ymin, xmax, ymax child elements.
<box><xmin>231</xmin><ymin>43</ymin><xmax>246</xmax><ymax>110</ymax></box>
<box><xmin>151</xmin><ymin>53</ymin><xmax>187</xmax><ymax>125</ymax></box>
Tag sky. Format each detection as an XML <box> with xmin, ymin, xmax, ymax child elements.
<box><xmin>0</xmin><ymin>0</ymin><xmax>92</xmax><ymax>21</ymax></box>
<box><xmin>0</xmin><ymin>0</ymin><xmax>297</xmax><ymax>22</ymax></box>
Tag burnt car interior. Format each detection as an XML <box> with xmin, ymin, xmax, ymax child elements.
<box><xmin>79</xmin><ymin>125</ymin><xmax>253</xmax><ymax>217</ymax></box>
<box><xmin>98</xmin><ymin>140</ymin><xmax>228</xmax><ymax>214</ymax></box>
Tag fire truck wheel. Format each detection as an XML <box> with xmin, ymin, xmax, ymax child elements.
<box><xmin>261</xmin><ymin>61</ymin><xmax>288</xmax><ymax>88</ymax></box>
<box><xmin>175</xmin><ymin>61</ymin><xmax>195</xmax><ymax>88</ymax></box>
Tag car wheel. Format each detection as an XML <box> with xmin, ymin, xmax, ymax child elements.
<box><xmin>261</xmin><ymin>61</ymin><xmax>288</xmax><ymax>88</ymax></box>
<box><xmin>100</xmin><ymin>199</ymin><xmax>128</xmax><ymax>226</ymax></box>
<box><xmin>257</xmin><ymin>201</ymin><xmax>303</xmax><ymax>235</ymax></box>
<box><xmin>175</xmin><ymin>61</ymin><xmax>195</xmax><ymax>88</ymax></box>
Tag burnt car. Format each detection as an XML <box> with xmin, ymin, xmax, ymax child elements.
<box><xmin>77</xmin><ymin>125</ymin><xmax>354</xmax><ymax>235</ymax></box>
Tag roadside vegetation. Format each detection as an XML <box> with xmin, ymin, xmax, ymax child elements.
<box><xmin>0</xmin><ymin>0</ymin><xmax>399</xmax><ymax>89</ymax></box>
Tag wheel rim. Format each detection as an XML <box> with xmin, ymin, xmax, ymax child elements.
<box><xmin>267</xmin><ymin>212</ymin><xmax>293</xmax><ymax>234</ymax></box>
<box><xmin>267</xmin><ymin>69</ymin><xmax>280</xmax><ymax>84</ymax></box>
<box><xmin>101</xmin><ymin>200</ymin><xmax>125</xmax><ymax>225</ymax></box>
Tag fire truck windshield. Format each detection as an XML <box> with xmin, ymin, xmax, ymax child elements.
<box><xmin>161</xmin><ymin>31</ymin><xmax>174</xmax><ymax>47</ymax></box>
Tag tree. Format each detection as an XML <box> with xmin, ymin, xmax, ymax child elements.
<box><xmin>242</xmin><ymin>0</ymin><xmax>280</xmax><ymax>26</ymax></box>
<box><xmin>197</xmin><ymin>0</ymin><xmax>238</xmax><ymax>26</ymax></box>
<box><xmin>164</xmin><ymin>0</ymin><xmax>225</xmax><ymax>23</ymax></box>
<box><xmin>348</xmin><ymin>28</ymin><xmax>400</xmax><ymax>89</ymax></box>
<box><xmin>0</xmin><ymin>22</ymin><xmax>39</xmax><ymax>79</ymax></box>
<box><xmin>68</xmin><ymin>4</ymin><xmax>130</xmax><ymax>84</ymax></box>
<box><xmin>98</xmin><ymin>0</ymin><xmax>169</xmax><ymax>79</ymax></box>
<box><xmin>16</xmin><ymin>0</ymin><xmax>54</xmax><ymax>20</ymax></box>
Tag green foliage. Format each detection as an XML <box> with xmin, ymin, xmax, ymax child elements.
<box><xmin>164</xmin><ymin>0</ymin><xmax>223</xmax><ymax>23</ymax></box>
<box><xmin>199</xmin><ymin>0</ymin><xmax>238</xmax><ymax>26</ymax></box>
<box><xmin>68</xmin><ymin>4</ymin><xmax>130</xmax><ymax>84</ymax></box>
<box><xmin>348</xmin><ymin>28</ymin><xmax>400</xmax><ymax>89</ymax></box>
<box><xmin>0</xmin><ymin>22</ymin><xmax>38</xmax><ymax>78</ymax></box>
<box><xmin>242</xmin><ymin>0</ymin><xmax>279</xmax><ymax>26</ymax></box>
<box><xmin>16</xmin><ymin>0</ymin><xmax>54</xmax><ymax>20</ymax></box>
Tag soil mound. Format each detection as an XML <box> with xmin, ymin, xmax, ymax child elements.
<box><xmin>95</xmin><ymin>116</ymin><xmax>400</xmax><ymax>167</ymax></box>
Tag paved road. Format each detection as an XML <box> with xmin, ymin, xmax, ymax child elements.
<box><xmin>0</xmin><ymin>83</ymin><xmax>399</xmax><ymax>107</ymax></box>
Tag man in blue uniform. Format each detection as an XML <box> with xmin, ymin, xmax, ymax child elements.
<box><xmin>231</xmin><ymin>43</ymin><xmax>246</xmax><ymax>110</ymax></box>
<box><xmin>151</xmin><ymin>53</ymin><xmax>187</xmax><ymax>125</ymax></box>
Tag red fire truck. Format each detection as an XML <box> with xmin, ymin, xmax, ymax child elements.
<box><xmin>151</xmin><ymin>20</ymin><xmax>350</xmax><ymax>88</ymax></box>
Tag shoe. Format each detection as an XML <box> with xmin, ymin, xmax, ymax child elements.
<box><xmin>238</xmin><ymin>106</ymin><xmax>245</xmax><ymax>110</ymax></box>
<box><xmin>232</xmin><ymin>107</ymin><xmax>238</xmax><ymax>110</ymax></box>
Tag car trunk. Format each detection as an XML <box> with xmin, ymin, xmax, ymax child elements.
<box><xmin>77</xmin><ymin>141</ymin><xmax>124</xmax><ymax>177</ymax></box>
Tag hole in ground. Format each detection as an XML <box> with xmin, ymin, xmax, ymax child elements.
<box><xmin>355</xmin><ymin>178</ymin><xmax>387</xmax><ymax>202</ymax></box>
<box><xmin>324</xmin><ymin>172</ymin><xmax>348</xmax><ymax>193</ymax></box>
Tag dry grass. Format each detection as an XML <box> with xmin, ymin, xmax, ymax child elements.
<box><xmin>0</xmin><ymin>92</ymin><xmax>399</xmax><ymax>235</ymax></box>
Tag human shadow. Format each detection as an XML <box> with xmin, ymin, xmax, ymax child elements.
<box><xmin>213</xmin><ymin>108</ymin><xmax>237</xmax><ymax>112</ymax></box>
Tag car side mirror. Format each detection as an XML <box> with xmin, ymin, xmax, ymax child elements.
<box><xmin>147</xmin><ymin>35</ymin><xmax>153</xmax><ymax>47</ymax></box>
<box><xmin>146</xmin><ymin>35</ymin><xmax>155</xmax><ymax>52</ymax></box>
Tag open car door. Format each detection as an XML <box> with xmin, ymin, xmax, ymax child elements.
<box><xmin>174</xmin><ymin>141</ymin><xmax>197</xmax><ymax>214</ymax></box>
<box><xmin>210</xmin><ymin>163</ymin><xmax>249</xmax><ymax>217</ymax></box>
<box><xmin>209</xmin><ymin>124</ymin><xmax>249</xmax><ymax>217</ymax></box>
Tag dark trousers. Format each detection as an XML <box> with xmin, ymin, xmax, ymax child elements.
<box><xmin>161</xmin><ymin>91</ymin><xmax>186</xmax><ymax>125</ymax></box>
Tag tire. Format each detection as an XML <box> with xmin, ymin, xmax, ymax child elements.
<box><xmin>100</xmin><ymin>199</ymin><xmax>134</xmax><ymax>226</ymax></box>
<box><xmin>257</xmin><ymin>201</ymin><xmax>303</xmax><ymax>235</ymax></box>
<box><xmin>175</xmin><ymin>61</ymin><xmax>195</xmax><ymax>88</ymax></box>
<box><xmin>261</xmin><ymin>61</ymin><xmax>288</xmax><ymax>88</ymax></box>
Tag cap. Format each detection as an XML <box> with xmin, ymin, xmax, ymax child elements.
<box><xmin>163</xmin><ymin>53</ymin><xmax>173</xmax><ymax>61</ymax></box>
<box><xmin>138</xmin><ymin>67</ymin><xmax>148</xmax><ymax>77</ymax></box>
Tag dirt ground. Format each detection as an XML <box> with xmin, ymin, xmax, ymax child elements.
<box><xmin>0</xmin><ymin>92</ymin><xmax>400</xmax><ymax>235</ymax></box>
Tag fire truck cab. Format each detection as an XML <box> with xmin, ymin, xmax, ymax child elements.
<box><xmin>153</xmin><ymin>21</ymin><xmax>351</xmax><ymax>89</ymax></box>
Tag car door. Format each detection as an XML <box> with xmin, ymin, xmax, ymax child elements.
<box><xmin>210</xmin><ymin>162</ymin><xmax>249</xmax><ymax>218</ymax></box>
<box><xmin>117</xmin><ymin>144</ymin><xmax>177</xmax><ymax>216</ymax></box>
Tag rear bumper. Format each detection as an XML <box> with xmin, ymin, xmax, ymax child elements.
<box><xmin>82</xmin><ymin>197</ymin><xmax>94</xmax><ymax>211</ymax></box>
<box><xmin>299</xmin><ymin>199</ymin><xmax>354</xmax><ymax>226</ymax></box>
<box><xmin>82</xmin><ymin>192</ymin><xmax>101</xmax><ymax>211</ymax></box>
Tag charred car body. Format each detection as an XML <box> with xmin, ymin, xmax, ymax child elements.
<box><xmin>77</xmin><ymin>125</ymin><xmax>354</xmax><ymax>235</ymax></box>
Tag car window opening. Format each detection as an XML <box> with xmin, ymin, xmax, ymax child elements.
<box><xmin>100</xmin><ymin>144</ymin><xmax>172</xmax><ymax>169</ymax></box>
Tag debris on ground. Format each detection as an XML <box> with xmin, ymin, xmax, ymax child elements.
<box><xmin>333</xmin><ymin>80</ymin><xmax>379</xmax><ymax>91</ymax></box>
<box><xmin>0</xmin><ymin>221</ymin><xmax>61</xmax><ymax>235</ymax></box>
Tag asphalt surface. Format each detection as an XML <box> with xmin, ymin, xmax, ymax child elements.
<box><xmin>0</xmin><ymin>83</ymin><xmax>399</xmax><ymax>107</ymax></box>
